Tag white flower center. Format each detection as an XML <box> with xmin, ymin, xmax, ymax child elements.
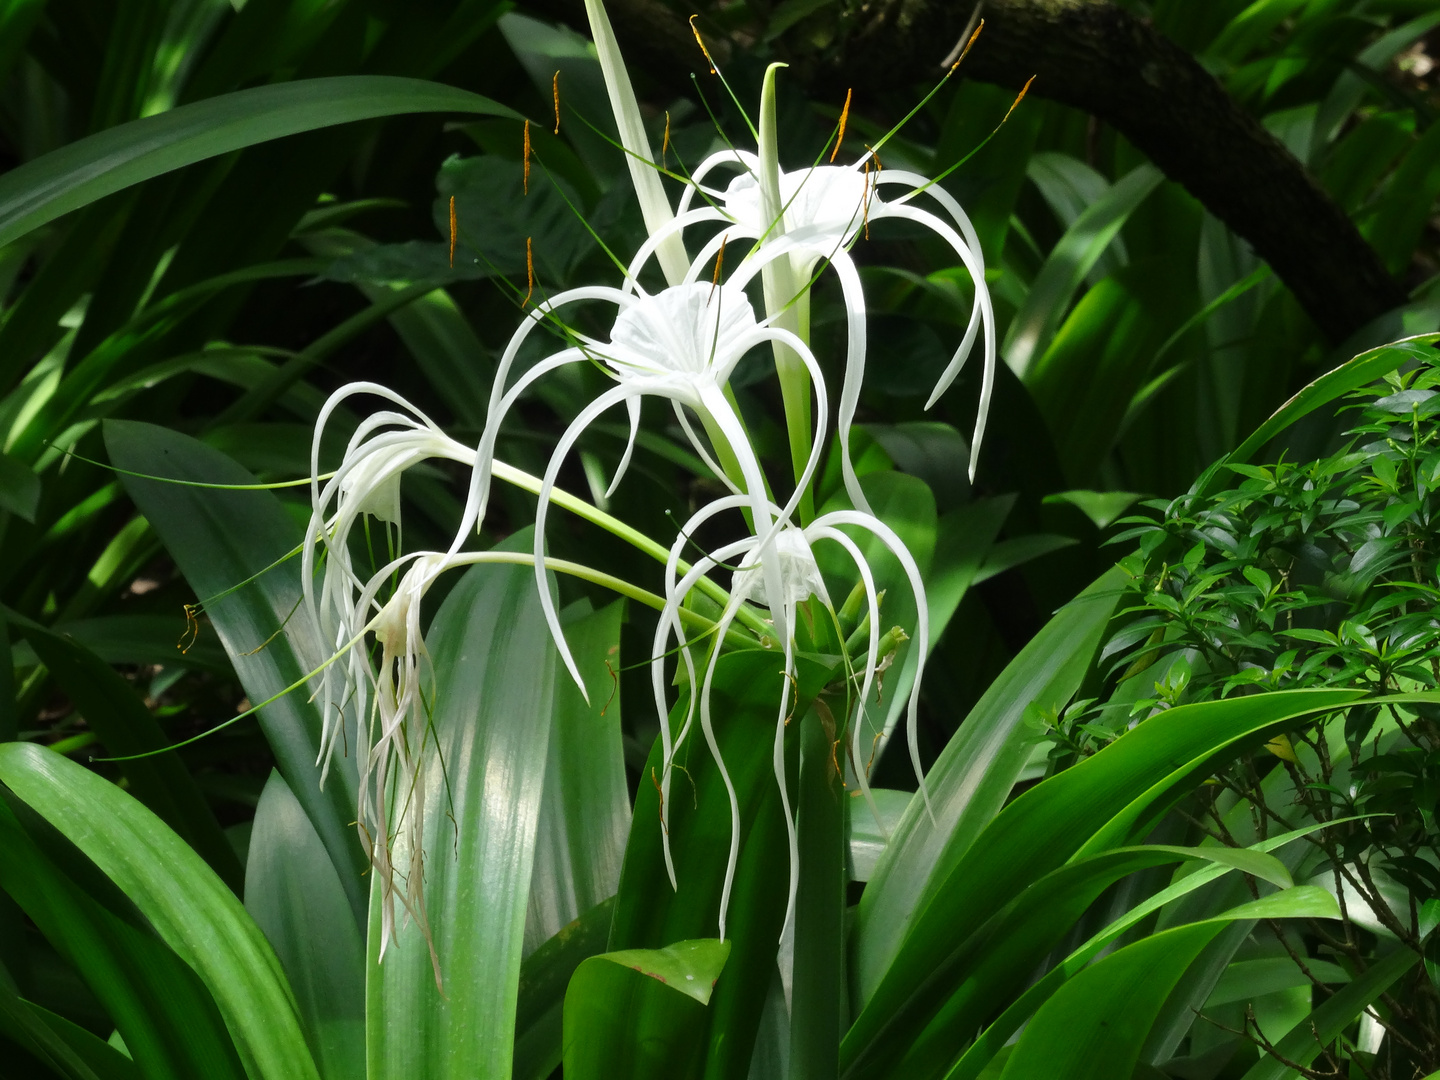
<box><xmin>732</xmin><ymin>528</ymin><xmax>826</xmax><ymax>608</ymax></box>
<box><xmin>606</xmin><ymin>282</ymin><xmax>758</xmax><ymax>383</ymax></box>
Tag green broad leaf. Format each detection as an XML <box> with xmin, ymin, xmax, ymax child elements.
<box><xmin>514</xmin><ymin>897</ymin><xmax>616</xmax><ymax>1080</ymax></box>
<box><xmin>1042</xmin><ymin>490</ymin><xmax>1141</xmax><ymax>530</ymax></box>
<box><xmin>1238</xmin><ymin>945</ymin><xmax>1418</xmax><ymax>1080</ymax></box>
<box><xmin>608</xmin><ymin>649</ymin><xmax>831</xmax><ymax>1080</ymax></box>
<box><xmin>997</xmin><ymin>890</ymin><xmax>1340</xmax><ymax>1080</ymax></box>
<box><xmin>246</xmin><ymin>771</ymin><xmax>364</xmax><ymax>1080</ymax></box>
<box><xmin>0</xmin><ymin>793</ymin><xmax>246</xmax><ymax>1080</ymax></box>
<box><xmin>1210</xmin><ymin>333</ymin><xmax>1440</xmax><ymax>489</ymax></box>
<box><xmin>790</xmin><ymin>705</ymin><xmax>848</xmax><ymax>1080</ymax></box>
<box><xmin>847</xmin><ymin>789</ymin><xmax>911</xmax><ymax>883</ymax></box>
<box><xmin>848</xmin><ymin>843</ymin><xmax>1291</xmax><ymax>1080</ymax></box>
<box><xmin>1368</xmin><ymin>119</ymin><xmax>1440</xmax><ymax>275</ymax></box>
<box><xmin>0</xmin><ymin>975</ymin><xmax>139</xmax><ymax>1080</ymax></box>
<box><xmin>1313</xmin><ymin>10</ymin><xmax>1440</xmax><ymax>149</ymax></box>
<box><xmin>947</xmin><ymin>819</ymin><xmax>1363</xmax><ymax>1080</ymax></box>
<box><xmin>587</xmin><ymin>940</ymin><xmax>731</xmax><ymax>1007</ymax></box>
<box><xmin>526</xmin><ymin>601</ymin><xmax>630</xmax><ymax>956</ymax></box>
<box><xmin>18</xmin><ymin>624</ymin><xmax>242</xmax><ymax>892</ymax></box>
<box><xmin>1004</xmin><ymin>164</ymin><xmax>1164</xmax><ymax>379</ymax></box>
<box><xmin>0</xmin><ymin>743</ymin><xmax>316</xmax><ymax>1080</ymax></box>
<box><xmin>563</xmin><ymin>940</ymin><xmax>732</xmax><ymax>1080</ymax></box>
<box><xmin>0</xmin><ymin>451</ymin><xmax>40</xmax><ymax>522</ymax></box>
<box><xmin>104</xmin><ymin>419</ymin><xmax>367</xmax><ymax>926</ymax></box>
<box><xmin>0</xmin><ymin>76</ymin><xmax>518</xmax><ymax>249</ymax></box>
<box><xmin>851</xmin><ymin>567</ymin><xmax>1126</xmax><ymax>1007</ymax></box>
<box><xmin>1205</xmin><ymin>956</ymin><xmax>1350</xmax><ymax>1007</ymax></box>
<box><xmin>845</xmin><ymin>687</ymin><xmax>1368</xmax><ymax>1075</ymax></box>
<box><xmin>7</xmin><ymin>615</ymin><xmax>231</xmax><ymax>675</ymax></box>
<box><xmin>365</xmin><ymin>539</ymin><xmax>559</xmax><ymax>1080</ymax></box>
<box><xmin>971</xmin><ymin>533</ymin><xmax>1077</xmax><ymax>585</ymax></box>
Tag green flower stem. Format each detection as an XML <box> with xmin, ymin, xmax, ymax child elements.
<box><xmin>758</xmin><ymin>62</ymin><xmax>816</xmax><ymax>525</ymax></box>
<box><xmin>491</xmin><ymin>460</ymin><xmax>772</xmax><ymax>638</ymax></box>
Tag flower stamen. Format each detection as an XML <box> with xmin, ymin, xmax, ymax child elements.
<box><xmin>524</xmin><ymin>237</ymin><xmax>535</xmax><ymax>307</ymax></box>
<box><xmin>448</xmin><ymin>195</ymin><xmax>456</xmax><ymax>268</ymax></box>
<box><xmin>689</xmin><ymin>15</ymin><xmax>717</xmax><ymax>74</ymax></box>
<box><xmin>523</xmin><ymin>119</ymin><xmax>532</xmax><ymax>195</ymax></box>
<box><xmin>552</xmin><ymin>70</ymin><xmax>561</xmax><ymax>134</ymax></box>
<box><xmin>831</xmin><ymin>87</ymin><xmax>852</xmax><ymax>163</ymax></box>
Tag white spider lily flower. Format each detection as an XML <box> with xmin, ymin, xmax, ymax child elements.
<box><xmin>582</xmin><ymin>0</ymin><xmax>689</xmax><ymax>286</ymax></box>
<box><xmin>454</xmin><ymin>280</ymin><xmax>830</xmax><ymax>699</ymax></box>
<box><xmin>303</xmin><ymin>384</ymin><xmax>477</xmax><ymax>782</ymax></box>
<box><xmin>651</xmin><ymin>494</ymin><xmax>929</xmax><ymax>941</ymax></box>
<box><xmin>626</xmin><ymin>138</ymin><xmax>997</xmax><ymax>511</ymax></box>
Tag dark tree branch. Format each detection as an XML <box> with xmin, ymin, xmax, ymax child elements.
<box><xmin>525</xmin><ymin>0</ymin><xmax>1408</xmax><ymax>344</ymax></box>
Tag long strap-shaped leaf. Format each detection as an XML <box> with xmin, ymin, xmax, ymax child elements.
<box><xmin>998</xmin><ymin>889</ymin><xmax>1342</xmax><ymax>1080</ymax></box>
<box><xmin>852</xmin><ymin>566</ymin><xmax>1125</xmax><ymax>1005</ymax></box>
<box><xmin>106</xmin><ymin>419</ymin><xmax>367</xmax><ymax>926</ymax></box>
<box><xmin>366</xmin><ymin>543</ymin><xmax>559</xmax><ymax>1080</ymax></box>
<box><xmin>0</xmin><ymin>794</ymin><xmax>245</xmax><ymax>1080</ymax></box>
<box><xmin>0</xmin><ymin>743</ymin><xmax>320</xmax><ymax>1080</ymax></box>
<box><xmin>0</xmin><ymin>76</ymin><xmax>517</xmax><ymax>249</ymax></box>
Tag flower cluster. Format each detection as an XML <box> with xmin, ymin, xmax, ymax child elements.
<box><xmin>304</xmin><ymin>3</ymin><xmax>996</xmax><ymax>952</ymax></box>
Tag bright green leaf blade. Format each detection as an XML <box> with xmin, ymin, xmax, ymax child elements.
<box><xmin>104</xmin><ymin>419</ymin><xmax>367</xmax><ymax>926</ymax></box>
<box><xmin>1214</xmin><ymin>333</ymin><xmax>1440</xmax><ymax>484</ymax></box>
<box><xmin>366</xmin><ymin>541</ymin><xmax>558</xmax><ymax>1080</ymax></box>
<box><xmin>946</xmin><ymin>819</ymin><xmax>1354</xmax><ymax>1080</ymax></box>
<box><xmin>1004</xmin><ymin>165</ymin><xmax>1163</xmax><ymax>378</ymax></box>
<box><xmin>852</xmin><ymin>566</ymin><xmax>1126</xmax><ymax>1005</ymax></box>
<box><xmin>592</xmin><ymin>940</ymin><xmax>731</xmax><ymax>1007</ymax></box>
<box><xmin>0</xmin><ymin>795</ymin><xmax>247</xmax><ymax>1080</ymax></box>
<box><xmin>855</xmin><ymin>844</ymin><xmax>1291</xmax><ymax>1080</ymax></box>
<box><xmin>526</xmin><ymin>601</ymin><xmax>630</xmax><ymax>955</ymax></box>
<box><xmin>0</xmin><ymin>452</ymin><xmax>40</xmax><ymax>523</ymax></box>
<box><xmin>1238</xmin><ymin>945</ymin><xmax>1418</xmax><ymax>1080</ymax></box>
<box><xmin>246</xmin><ymin>771</ymin><xmax>364</xmax><ymax>1080</ymax></box>
<box><xmin>998</xmin><ymin>890</ymin><xmax>1340</xmax><ymax>1080</ymax></box>
<box><xmin>514</xmin><ymin>897</ymin><xmax>616</xmax><ymax>1080</ymax></box>
<box><xmin>845</xmin><ymin>687</ymin><xmax>1366</xmax><ymax>1073</ymax></box>
<box><xmin>0</xmin><ymin>973</ymin><xmax>124</xmax><ymax>1080</ymax></box>
<box><xmin>20</xmin><ymin>625</ymin><xmax>242</xmax><ymax>892</ymax></box>
<box><xmin>0</xmin><ymin>76</ymin><xmax>518</xmax><ymax>249</ymax></box>
<box><xmin>0</xmin><ymin>743</ymin><xmax>318</xmax><ymax>1080</ymax></box>
<box><xmin>563</xmin><ymin>941</ymin><xmax>732</xmax><ymax>1080</ymax></box>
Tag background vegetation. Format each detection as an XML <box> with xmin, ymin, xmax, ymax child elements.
<box><xmin>0</xmin><ymin>1</ymin><xmax>1438</xmax><ymax>1078</ymax></box>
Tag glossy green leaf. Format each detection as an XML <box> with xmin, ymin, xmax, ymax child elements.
<box><xmin>19</xmin><ymin>624</ymin><xmax>241</xmax><ymax>891</ymax></box>
<box><xmin>590</xmin><ymin>940</ymin><xmax>731</xmax><ymax>1007</ymax></box>
<box><xmin>1005</xmin><ymin>165</ymin><xmax>1163</xmax><ymax>378</ymax></box>
<box><xmin>0</xmin><ymin>973</ymin><xmax>137</xmax><ymax>1080</ymax></box>
<box><xmin>0</xmin><ymin>452</ymin><xmax>40</xmax><ymax>523</ymax></box>
<box><xmin>0</xmin><ymin>743</ymin><xmax>317</xmax><ymax>1080</ymax></box>
<box><xmin>514</xmin><ymin>897</ymin><xmax>616</xmax><ymax>1080</ymax></box>
<box><xmin>999</xmin><ymin>890</ymin><xmax>1341</xmax><ymax>1080</ymax></box>
<box><xmin>608</xmin><ymin>649</ymin><xmax>829</xmax><ymax>1080</ymax></box>
<box><xmin>246</xmin><ymin>771</ymin><xmax>364</xmax><ymax>1080</ymax></box>
<box><xmin>0</xmin><ymin>795</ymin><xmax>246</xmax><ymax>1080</ymax></box>
<box><xmin>1212</xmin><ymin>333</ymin><xmax>1440</xmax><ymax>487</ymax></box>
<box><xmin>845</xmin><ymin>687</ymin><xmax>1366</xmax><ymax>1074</ymax></box>
<box><xmin>850</xmin><ymin>843</ymin><xmax>1289</xmax><ymax>1080</ymax></box>
<box><xmin>365</xmin><ymin>541</ymin><xmax>558</xmax><ymax>1080</ymax></box>
<box><xmin>789</xmin><ymin>706</ymin><xmax>846</xmax><ymax>1080</ymax></box>
<box><xmin>946</xmin><ymin>819</ymin><xmax>1356</xmax><ymax>1080</ymax></box>
<box><xmin>526</xmin><ymin>600</ymin><xmax>630</xmax><ymax>955</ymax></box>
<box><xmin>1239</xmin><ymin>945</ymin><xmax>1419</xmax><ymax>1080</ymax></box>
<box><xmin>104</xmin><ymin>419</ymin><xmax>366</xmax><ymax>925</ymax></box>
<box><xmin>0</xmin><ymin>76</ymin><xmax>517</xmax><ymax>249</ymax></box>
<box><xmin>851</xmin><ymin>567</ymin><xmax>1127</xmax><ymax>1005</ymax></box>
